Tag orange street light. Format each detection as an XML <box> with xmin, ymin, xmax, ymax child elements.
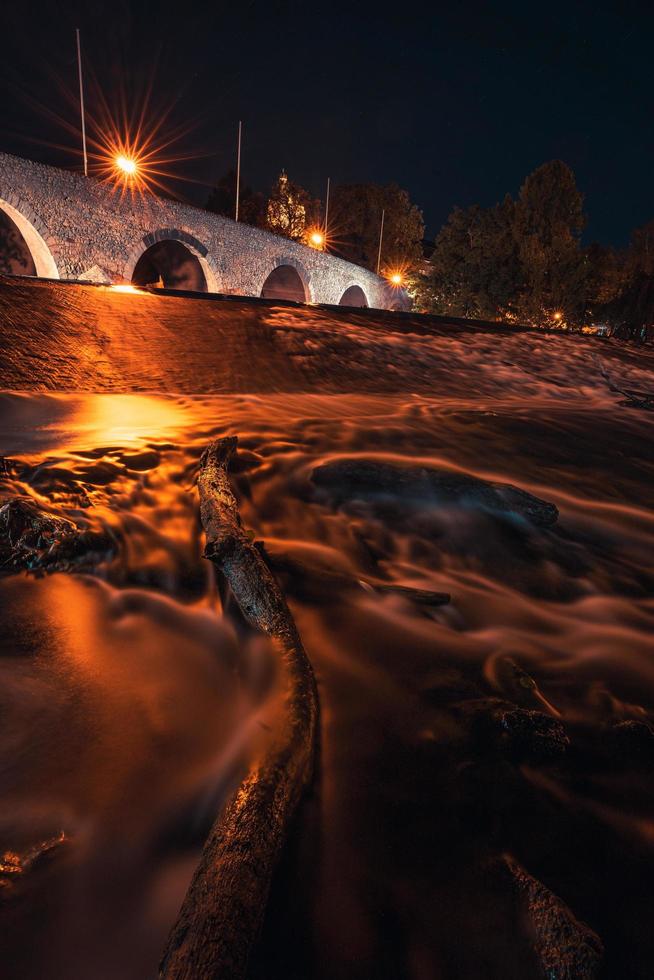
<box><xmin>307</xmin><ymin>228</ymin><xmax>325</xmax><ymax>249</ymax></box>
<box><xmin>115</xmin><ymin>154</ymin><xmax>138</xmax><ymax>176</ymax></box>
<box><xmin>388</xmin><ymin>271</ymin><xmax>404</xmax><ymax>287</ymax></box>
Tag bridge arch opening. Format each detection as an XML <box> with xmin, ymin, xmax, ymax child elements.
<box><xmin>131</xmin><ymin>239</ymin><xmax>209</xmax><ymax>292</ymax></box>
<box><xmin>0</xmin><ymin>198</ymin><xmax>59</xmax><ymax>279</ymax></box>
<box><xmin>261</xmin><ymin>264</ymin><xmax>307</xmax><ymax>303</ymax></box>
<box><xmin>339</xmin><ymin>284</ymin><xmax>369</xmax><ymax>308</ymax></box>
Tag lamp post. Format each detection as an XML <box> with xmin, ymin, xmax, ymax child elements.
<box><xmin>75</xmin><ymin>29</ymin><xmax>88</xmax><ymax>177</ymax></box>
<box><xmin>235</xmin><ymin>120</ymin><xmax>242</xmax><ymax>222</ymax></box>
<box><xmin>376</xmin><ymin>208</ymin><xmax>385</xmax><ymax>275</ymax></box>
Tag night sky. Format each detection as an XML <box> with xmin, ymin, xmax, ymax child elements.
<box><xmin>1</xmin><ymin>0</ymin><xmax>652</xmax><ymax>245</ymax></box>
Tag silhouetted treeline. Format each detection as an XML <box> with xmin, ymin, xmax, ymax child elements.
<box><xmin>205</xmin><ymin>171</ymin><xmax>424</xmax><ymax>270</ymax></box>
<box><xmin>204</xmin><ymin>160</ymin><xmax>653</xmax><ymax>340</ymax></box>
<box><xmin>410</xmin><ymin>160</ymin><xmax>653</xmax><ymax>341</ymax></box>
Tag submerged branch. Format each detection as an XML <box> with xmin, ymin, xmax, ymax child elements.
<box><xmin>160</xmin><ymin>437</ymin><xmax>318</xmax><ymax>980</ymax></box>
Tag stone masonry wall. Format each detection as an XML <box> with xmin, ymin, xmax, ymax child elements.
<box><xmin>0</xmin><ymin>152</ymin><xmax>395</xmax><ymax>309</ymax></box>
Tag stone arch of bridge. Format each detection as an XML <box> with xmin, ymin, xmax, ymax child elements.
<box><xmin>0</xmin><ymin>195</ymin><xmax>60</xmax><ymax>278</ymax></box>
<box><xmin>339</xmin><ymin>283</ymin><xmax>369</xmax><ymax>308</ymax></box>
<box><xmin>260</xmin><ymin>255</ymin><xmax>313</xmax><ymax>303</ymax></box>
<box><xmin>123</xmin><ymin>228</ymin><xmax>219</xmax><ymax>292</ymax></box>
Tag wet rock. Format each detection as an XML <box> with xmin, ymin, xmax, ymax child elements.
<box><xmin>465</xmin><ymin>699</ymin><xmax>569</xmax><ymax>762</ymax></box>
<box><xmin>0</xmin><ymin>832</ymin><xmax>67</xmax><ymax>898</ymax></box>
<box><xmin>0</xmin><ymin>497</ymin><xmax>113</xmax><ymax>573</ymax></box>
<box><xmin>0</xmin><ymin>455</ymin><xmax>18</xmax><ymax>477</ymax></box>
<box><xmin>311</xmin><ymin>458</ymin><xmax>558</xmax><ymax>527</ymax></box>
<box><xmin>605</xmin><ymin>720</ymin><xmax>654</xmax><ymax>765</ymax></box>
<box><xmin>1</xmin><ymin>497</ymin><xmax>76</xmax><ymax>550</ymax></box>
<box><xmin>495</xmin><ymin>855</ymin><xmax>603</xmax><ymax>979</ymax></box>
<box><xmin>493</xmin><ymin>706</ymin><xmax>569</xmax><ymax>762</ymax></box>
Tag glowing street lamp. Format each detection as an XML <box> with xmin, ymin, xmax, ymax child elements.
<box><xmin>388</xmin><ymin>271</ymin><xmax>404</xmax><ymax>287</ymax></box>
<box><xmin>115</xmin><ymin>154</ymin><xmax>138</xmax><ymax>176</ymax></box>
<box><xmin>307</xmin><ymin>228</ymin><xmax>325</xmax><ymax>250</ymax></box>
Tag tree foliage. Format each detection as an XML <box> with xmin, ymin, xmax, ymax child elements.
<box><xmin>413</xmin><ymin>161</ymin><xmax>592</xmax><ymax>327</ymax></box>
<box><xmin>602</xmin><ymin>220</ymin><xmax>654</xmax><ymax>340</ymax></box>
<box><xmin>329</xmin><ymin>183</ymin><xmax>424</xmax><ymax>271</ymax></box>
<box><xmin>265</xmin><ymin>170</ymin><xmax>320</xmax><ymax>242</ymax></box>
<box><xmin>513</xmin><ymin>161</ymin><xmax>588</xmax><ymax>320</ymax></box>
<box><xmin>414</xmin><ymin>196</ymin><xmax>518</xmax><ymax>319</ymax></box>
<box><xmin>205</xmin><ymin>170</ymin><xmax>266</xmax><ymax>228</ymax></box>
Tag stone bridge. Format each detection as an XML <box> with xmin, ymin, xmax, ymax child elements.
<box><xmin>0</xmin><ymin>152</ymin><xmax>397</xmax><ymax>309</ymax></box>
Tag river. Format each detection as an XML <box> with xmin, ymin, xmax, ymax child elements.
<box><xmin>1</xmin><ymin>276</ymin><xmax>653</xmax><ymax>978</ymax></box>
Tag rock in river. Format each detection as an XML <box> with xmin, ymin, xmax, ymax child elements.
<box><xmin>311</xmin><ymin>458</ymin><xmax>559</xmax><ymax>527</ymax></box>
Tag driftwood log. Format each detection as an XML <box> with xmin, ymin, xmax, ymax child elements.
<box><xmin>160</xmin><ymin>437</ymin><xmax>318</xmax><ymax>980</ymax></box>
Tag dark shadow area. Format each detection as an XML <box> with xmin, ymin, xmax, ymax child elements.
<box><xmin>0</xmin><ymin>210</ymin><xmax>36</xmax><ymax>276</ymax></box>
<box><xmin>132</xmin><ymin>240</ymin><xmax>207</xmax><ymax>292</ymax></box>
<box><xmin>339</xmin><ymin>284</ymin><xmax>368</xmax><ymax>307</ymax></box>
<box><xmin>261</xmin><ymin>265</ymin><xmax>306</xmax><ymax>303</ymax></box>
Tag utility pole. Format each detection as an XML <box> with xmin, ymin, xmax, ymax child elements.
<box><xmin>75</xmin><ymin>29</ymin><xmax>88</xmax><ymax>177</ymax></box>
<box><xmin>324</xmin><ymin>176</ymin><xmax>330</xmax><ymax>235</ymax></box>
<box><xmin>376</xmin><ymin>208</ymin><xmax>385</xmax><ymax>274</ymax></box>
<box><xmin>235</xmin><ymin>120</ymin><xmax>242</xmax><ymax>222</ymax></box>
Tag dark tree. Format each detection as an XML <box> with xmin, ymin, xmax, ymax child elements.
<box><xmin>265</xmin><ymin>170</ymin><xmax>321</xmax><ymax>242</ymax></box>
<box><xmin>585</xmin><ymin>243</ymin><xmax>626</xmax><ymax>307</ymax></box>
<box><xmin>205</xmin><ymin>170</ymin><xmax>266</xmax><ymax>228</ymax></box>
<box><xmin>513</xmin><ymin>160</ymin><xmax>588</xmax><ymax>322</ymax></box>
<box><xmin>602</xmin><ymin>220</ymin><xmax>654</xmax><ymax>340</ymax></box>
<box><xmin>329</xmin><ymin>183</ymin><xmax>424</xmax><ymax>271</ymax></box>
<box><xmin>411</xmin><ymin>196</ymin><xmax>518</xmax><ymax>318</ymax></box>
<box><xmin>412</xmin><ymin>160</ymin><xmax>589</xmax><ymax>327</ymax></box>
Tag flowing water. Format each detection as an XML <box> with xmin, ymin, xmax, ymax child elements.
<box><xmin>1</xmin><ymin>277</ymin><xmax>653</xmax><ymax>978</ymax></box>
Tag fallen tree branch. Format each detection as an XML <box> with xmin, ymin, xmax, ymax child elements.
<box><xmin>264</xmin><ymin>547</ymin><xmax>451</xmax><ymax>609</ymax></box>
<box><xmin>160</xmin><ymin>437</ymin><xmax>318</xmax><ymax>980</ymax></box>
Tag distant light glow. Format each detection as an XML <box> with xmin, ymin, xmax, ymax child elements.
<box><xmin>111</xmin><ymin>283</ymin><xmax>139</xmax><ymax>294</ymax></box>
<box><xmin>553</xmin><ymin>310</ymin><xmax>563</xmax><ymax>321</ymax></box>
<box><xmin>388</xmin><ymin>271</ymin><xmax>404</xmax><ymax>286</ymax></box>
<box><xmin>115</xmin><ymin>154</ymin><xmax>138</xmax><ymax>176</ymax></box>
